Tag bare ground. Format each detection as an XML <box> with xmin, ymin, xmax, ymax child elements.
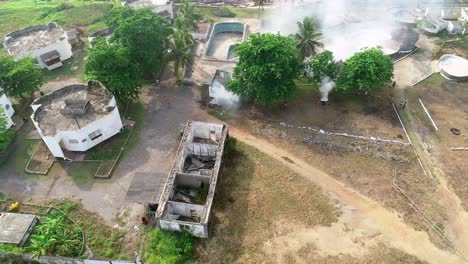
<box><xmin>194</xmin><ymin>142</ymin><xmax>426</xmax><ymax>263</ymax></box>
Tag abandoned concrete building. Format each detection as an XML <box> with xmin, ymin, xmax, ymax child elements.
<box><xmin>3</xmin><ymin>22</ymin><xmax>73</xmax><ymax>70</ymax></box>
<box><xmin>123</xmin><ymin>0</ymin><xmax>174</xmax><ymax>20</ymax></box>
<box><xmin>0</xmin><ymin>213</ymin><xmax>38</xmax><ymax>246</ymax></box>
<box><xmin>30</xmin><ymin>80</ymin><xmax>123</xmax><ymax>160</ymax></box>
<box><xmin>391</xmin><ymin>27</ymin><xmax>420</xmax><ymax>53</ymax></box>
<box><xmin>0</xmin><ymin>90</ymin><xmax>15</xmax><ymax>129</ymax></box>
<box><xmin>155</xmin><ymin>121</ymin><xmax>228</xmax><ymax>238</ymax></box>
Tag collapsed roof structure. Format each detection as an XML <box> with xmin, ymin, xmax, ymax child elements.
<box><xmin>155</xmin><ymin>121</ymin><xmax>228</xmax><ymax>238</ymax></box>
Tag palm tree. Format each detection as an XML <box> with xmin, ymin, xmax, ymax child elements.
<box><xmin>167</xmin><ymin>32</ymin><xmax>194</xmax><ymax>81</ymax></box>
<box><xmin>295</xmin><ymin>17</ymin><xmax>323</xmax><ymax>61</ymax></box>
<box><xmin>178</xmin><ymin>0</ymin><xmax>202</xmax><ymax>31</ymax></box>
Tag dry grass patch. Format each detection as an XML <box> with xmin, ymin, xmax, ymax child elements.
<box><xmin>193</xmin><ymin>140</ymin><xmax>339</xmax><ymax>263</ymax></box>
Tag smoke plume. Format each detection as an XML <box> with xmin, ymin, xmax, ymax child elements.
<box><xmin>320</xmin><ymin>76</ymin><xmax>335</xmax><ymax>102</ymax></box>
<box><xmin>209</xmin><ymin>79</ymin><xmax>240</xmax><ymax>109</ymax></box>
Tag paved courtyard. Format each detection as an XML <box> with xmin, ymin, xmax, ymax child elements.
<box><xmin>0</xmin><ymin>66</ymin><xmax>211</xmax><ymax>224</ymax></box>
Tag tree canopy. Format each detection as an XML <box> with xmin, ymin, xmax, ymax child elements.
<box><xmin>228</xmin><ymin>33</ymin><xmax>301</xmax><ymax>105</ymax></box>
<box><xmin>176</xmin><ymin>0</ymin><xmax>202</xmax><ymax>31</ymax></box>
<box><xmin>0</xmin><ymin>55</ymin><xmax>44</xmax><ymax>98</ymax></box>
<box><xmin>85</xmin><ymin>38</ymin><xmax>142</xmax><ymax>101</ymax></box>
<box><xmin>0</xmin><ymin>109</ymin><xmax>14</xmax><ymax>151</ymax></box>
<box><xmin>337</xmin><ymin>47</ymin><xmax>393</xmax><ymax>93</ymax></box>
<box><xmin>295</xmin><ymin>17</ymin><xmax>323</xmax><ymax>61</ymax></box>
<box><xmin>166</xmin><ymin>32</ymin><xmax>194</xmax><ymax>81</ymax></box>
<box><xmin>109</xmin><ymin>7</ymin><xmax>172</xmax><ymax>76</ymax></box>
<box><xmin>306</xmin><ymin>50</ymin><xmax>340</xmax><ymax>84</ymax></box>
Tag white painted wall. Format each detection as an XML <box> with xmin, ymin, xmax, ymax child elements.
<box><xmin>0</xmin><ymin>93</ymin><xmax>15</xmax><ymax>129</ymax></box>
<box><xmin>11</xmin><ymin>37</ymin><xmax>72</xmax><ymax>70</ymax></box>
<box><xmin>31</xmin><ymin>96</ymin><xmax>123</xmax><ymax>159</ymax></box>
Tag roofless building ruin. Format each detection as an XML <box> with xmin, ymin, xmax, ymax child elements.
<box><xmin>31</xmin><ymin>80</ymin><xmax>123</xmax><ymax>160</ymax></box>
<box><xmin>155</xmin><ymin>121</ymin><xmax>228</xmax><ymax>238</ymax></box>
<box><xmin>3</xmin><ymin>22</ymin><xmax>73</xmax><ymax>70</ymax></box>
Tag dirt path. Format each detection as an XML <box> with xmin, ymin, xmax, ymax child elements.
<box><xmin>228</xmin><ymin>127</ymin><xmax>464</xmax><ymax>264</ymax></box>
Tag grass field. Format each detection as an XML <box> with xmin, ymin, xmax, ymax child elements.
<box><xmin>194</xmin><ymin>6</ymin><xmax>266</xmax><ymax>21</ymax></box>
<box><xmin>0</xmin><ymin>0</ymin><xmax>113</xmax><ymax>39</ymax></box>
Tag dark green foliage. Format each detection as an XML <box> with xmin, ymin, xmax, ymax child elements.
<box><xmin>104</xmin><ymin>6</ymin><xmax>137</xmax><ymax>28</ymax></box>
<box><xmin>27</xmin><ymin>212</ymin><xmax>82</xmax><ymax>258</ymax></box>
<box><xmin>85</xmin><ymin>38</ymin><xmax>142</xmax><ymax>101</ymax></box>
<box><xmin>228</xmin><ymin>33</ymin><xmax>301</xmax><ymax>105</ymax></box>
<box><xmin>306</xmin><ymin>50</ymin><xmax>340</xmax><ymax>84</ymax></box>
<box><xmin>336</xmin><ymin>47</ymin><xmax>394</xmax><ymax>93</ymax></box>
<box><xmin>144</xmin><ymin>229</ymin><xmax>193</xmax><ymax>264</ymax></box>
<box><xmin>212</xmin><ymin>7</ymin><xmax>236</xmax><ymax>18</ymax></box>
<box><xmin>109</xmin><ymin>7</ymin><xmax>172</xmax><ymax>76</ymax></box>
<box><xmin>0</xmin><ymin>55</ymin><xmax>44</xmax><ymax>99</ymax></box>
<box><xmin>0</xmin><ymin>109</ymin><xmax>14</xmax><ymax>151</ymax></box>
<box><xmin>176</xmin><ymin>0</ymin><xmax>202</xmax><ymax>31</ymax></box>
<box><xmin>166</xmin><ymin>32</ymin><xmax>194</xmax><ymax>81</ymax></box>
<box><xmin>295</xmin><ymin>17</ymin><xmax>323</xmax><ymax>61</ymax></box>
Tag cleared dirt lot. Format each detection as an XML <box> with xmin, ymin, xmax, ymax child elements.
<box><xmin>194</xmin><ymin>141</ymin><xmax>425</xmax><ymax>263</ymax></box>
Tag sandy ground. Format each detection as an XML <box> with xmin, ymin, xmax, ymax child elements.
<box><xmin>229</xmin><ymin>127</ymin><xmax>463</xmax><ymax>263</ymax></box>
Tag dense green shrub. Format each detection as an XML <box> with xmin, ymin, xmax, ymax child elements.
<box><xmin>144</xmin><ymin>229</ymin><xmax>193</xmax><ymax>264</ymax></box>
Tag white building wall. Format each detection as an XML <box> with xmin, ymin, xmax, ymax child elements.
<box><xmin>31</xmin><ymin>97</ymin><xmax>123</xmax><ymax>159</ymax></box>
<box><xmin>12</xmin><ymin>38</ymin><xmax>73</xmax><ymax>70</ymax></box>
<box><xmin>0</xmin><ymin>94</ymin><xmax>15</xmax><ymax>129</ymax></box>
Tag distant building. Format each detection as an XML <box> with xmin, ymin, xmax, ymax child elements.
<box><xmin>0</xmin><ymin>90</ymin><xmax>15</xmax><ymax>129</ymax></box>
<box><xmin>156</xmin><ymin>121</ymin><xmax>228</xmax><ymax>238</ymax></box>
<box><xmin>3</xmin><ymin>22</ymin><xmax>73</xmax><ymax>70</ymax></box>
<box><xmin>122</xmin><ymin>0</ymin><xmax>174</xmax><ymax>20</ymax></box>
<box><xmin>0</xmin><ymin>213</ymin><xmax>38</xmax><ymax>246</ymax></box>
<box><xmin>30</xmin><ymin>80</ymin><xmax>123</xmax><ymax>160</ymax></box>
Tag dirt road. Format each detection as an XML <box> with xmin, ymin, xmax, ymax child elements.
<box><xmin>228</xmin><ymin>127</ymin><xmax>464</xmax><ymax>264</ymax></box>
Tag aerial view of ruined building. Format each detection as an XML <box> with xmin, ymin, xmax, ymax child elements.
<box><xmin>3</xmin><ymin>22</ymin><xmax>73</xmax><ymax>70</ymax></box>
<box><xmin>30</xmin><ymin>80</ymin><xmax>123</xmax><ymax>160</ymax></box>
<box><xmin>156</xmin><ymin>121</ymin><xmax>228</xmax><ymax>238</ymax></box>
<box><xmin>0</xmin><ymin>90</ymin><xmax>15</xmax><ymax>129</ymax></box>
<box><xmin>123</xmin><ymin>0</ymin><xmax>174</xmax><ymax>20</ymax></box>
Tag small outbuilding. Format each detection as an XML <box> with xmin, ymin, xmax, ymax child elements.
<box><xmin>31</xmin><ymin>80</ymin><xmax>123</xmax><ymax>160</ymax></box>
<box><xmin>0</xmin><ymin>90</ymin><xmax>15</xmax><ymax>129</ymax></box>
<box><xmin>0</xmin><ymin>213</ymin><xmax>38</xmax><ymax>246</ymax></box>
<box><xmin>3</xmin><ymin>22</ymin><xmax>73</xmax><ymax>70</ymax></box>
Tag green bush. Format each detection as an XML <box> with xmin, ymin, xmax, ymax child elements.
<box><xmin>212</xmin><ymin>7</ymin><xmax>236</xmax><ymax>18</ymax></box>
<box><xmin>144</xmin><ymin>229</ymin><xmax>193</xmax><ymax>264</ymax></box>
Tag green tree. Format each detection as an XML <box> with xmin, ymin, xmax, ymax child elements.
<box><xmin>306</xmin><ymin>50</ymin><xmax>340</xmax><ymax>84</ymax></box>
<box><xmin>0</xmin><ymin>109</ymin><xmax>14</xmax><ymax>151</ymax></box>
<box><xmin>0</xmin><ymin>55</ymin><xmax>44</xmax><ymax>99</ymax></box>
<box><xmin>166</xmin><ymin>32</ymin><xmax>194</xmax><ymax>81</ymax></box>
<box><xmin>110</xmin><ymin>8</ymin><xmax>172</xmax><ymax>76</ymax></box>
<box><xmin>177</xmin><ymin>0</ymin><xmax>202</xmax><ymax>31</ymax></box>
<box><xmin>104</xmin><ymin>6</ymin><xmax>136</xmax><ymax>28</ymax></box>
<box><xmin>228</xmin><ymin>33</ymin><xmax>301</xmax><ymax>105</ymax></box>
<box><xmin>337</xmin><ymin>47</ymin><xmax>393</xmax><ymax>94</ymax></box>
<box><xmin>85</xmin><ymin>38</ymin><xmax>142</xmax><ymax>101</ymax></box>
<box><xmin>295</xmin><ymin>17</ymin><xmax>323</xmax><ymax>61</ymax></box>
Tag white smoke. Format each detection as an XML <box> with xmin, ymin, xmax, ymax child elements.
<box><xmin>261</xmin><ymin>0</ymin><xmax>428</xmax><ymax>60</ymax></box>
<box><xmin>209</xmin><ymin>79</ymin><xmax>240</xmax><ymax>109</ymax></box>
<box><xmin>320</xmin><ymin>76</ymin><xmax>335</xmax><ymax>102</ymax></box>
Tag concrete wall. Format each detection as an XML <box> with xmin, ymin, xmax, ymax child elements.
<box><xmin>31</xmin><ymin>96</ymin><xmax>123</xmax><ymax>159</ymax></box>
<box><xmin>0</xmin><ymin>94</ymin><xmax>15</xmax><ymax>129</ymax></box>
<box><xmin>156</xmin><ymin>121</ymin><xmax>228</xmax><ymax>238</ymax></box>
<box><xmin>8</xmin><ymin>33</ymin><xmax>73</xmax><ymax>70</ymax></box>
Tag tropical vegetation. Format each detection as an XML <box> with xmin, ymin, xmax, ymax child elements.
<box><xmin>144</xmin><ymin>229</ymin><xmax>193</xmax><ymax>264</ymax></box>
<box><xmin>0</xmin><ymin>109</ymin><xmax>14</xmax><ymax>151</ymax></box>
<box><xmin>336</xmin><ymin>47</ymin><xmax>394</xmax><ymax>93</ymax></box>
<box><xmin>294</xmin><ymin>17</ymin><xmax>323</xmax><ymax>61</ymax></box>
<box><xmin>228</xmin><ymin>33</ymin><xmax>301</xmax><ymax>105</ymax></box>
<box><xmin>85</xmin><ymin>37</ymin><xmax>142</xmax><ymax>101</ymax></box>
<box><xmin>0</xmin><ymin>55</ymin><xmax>44</xmax><ymax>99</ymax></box>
